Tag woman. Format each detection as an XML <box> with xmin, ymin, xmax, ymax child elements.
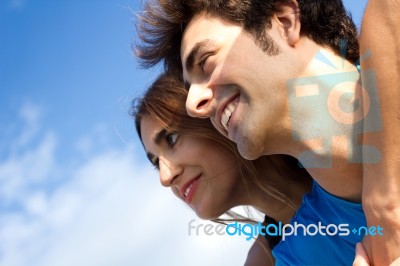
<box><xmin>133</xmin><ymin>73</ymin><xmax>366</xmax><ymax>265</ymax></box>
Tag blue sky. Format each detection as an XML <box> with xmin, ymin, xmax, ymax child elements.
<box><xmin>0</xmin><ymin>1</ymin><xmax>368</xmax><ymax>265</ymax></box>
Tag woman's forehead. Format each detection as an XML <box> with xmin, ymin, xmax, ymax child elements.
<box><xmin>140</xmin><ymin>116</ymin><xmax>164</xmax><ymax>148</ymax></box>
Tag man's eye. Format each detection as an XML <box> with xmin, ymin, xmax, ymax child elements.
<box><xmin>198</xmin><ymin>58</ymin><xmax>207</xmax><ymax>71</ymax></box>
<box><xmin>198</xmin><ymin>53</ymin><xmax>213</xmax><ymax>71</ymax></box>
<box><xmin>166</xmin><ymin>133</ymin><xmax>179</xmax><ymax>147</ymax></box>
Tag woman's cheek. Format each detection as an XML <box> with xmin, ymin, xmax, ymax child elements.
<box><xmin>171</xmin><ymin>187</ymin><xmax>182</xmax><ymax>200</ymax></box>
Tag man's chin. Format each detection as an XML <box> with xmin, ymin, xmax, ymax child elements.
<box><xmin>236</xmin><ymin>140</ymin><xmax>263</xmax><ymax>161</ymax></box>
<box><xmin>228</xmin><ymin>124</ymin><xmax>264</xmax><ymax>160</ymax></box>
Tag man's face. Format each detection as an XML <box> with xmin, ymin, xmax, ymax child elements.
<box><xmin>181</xmin><ymin>13</ymin><xmax>298</xmax><ymax>160</ymax></box>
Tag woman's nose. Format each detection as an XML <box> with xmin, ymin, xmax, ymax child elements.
<box><xmin>186</xmin><ymin>83</ymin><xmax>214</xmax><ymax>118</ymax></box>
<box><xmin>159</xmin><ymin>158</ymin><xmax>183</xmax><ymax>187</ymax></box>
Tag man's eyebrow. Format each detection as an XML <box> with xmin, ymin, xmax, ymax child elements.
<box><xmin>154</xmin><ymin>128</ymin><xmax>167</xmax><ymax>145</ymax></box>
<box><xmin>185</xmin><ymin>39</ymin><xmax>212</xmax><ymax>73</ymax></box>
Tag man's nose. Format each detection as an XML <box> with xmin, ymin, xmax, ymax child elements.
<box><xmin>186</xmin><ymin>83</ymin><xmax>214</xmax><ymax>118</ymax></box>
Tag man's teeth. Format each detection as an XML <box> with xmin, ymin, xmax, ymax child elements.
<box><xmin>221</xmin><ymin>112</ymin><xmax>230</xmax><ymax>131</ymax></box>
<box><xmin>221</xmin><ymin>100</ymin><xmax>238</xmax><ymax>131</ymax></box>
<box><xmin>184</xmin><ymin>183</ymin><xmax>194</xmax><ymax>197</ymax></box>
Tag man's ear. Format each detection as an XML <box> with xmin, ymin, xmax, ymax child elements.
<box><xmin>274</xmin><ymin>0</ymin><xmax>301</xmax><ymax>46</ymax></box>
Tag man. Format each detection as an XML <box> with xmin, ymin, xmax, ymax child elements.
<box><xmin>136</xmin><ymin>0</ymin><xmax>400</xmax><ymax>264</ymax></box>
<box><xmin>357</xmin><ymin>0</ymin><xmax>400</xmax><ymax>265</ymax></box>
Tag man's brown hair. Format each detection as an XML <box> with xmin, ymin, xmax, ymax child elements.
<box><xmin>136</xmin><ymin>0</ymin><xmax>359</xmax><ymax>74</ymax></box>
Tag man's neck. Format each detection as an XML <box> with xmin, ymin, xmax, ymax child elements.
<box><xmin>266</xmin><ymin>47</ymin><xmax>363</xmax><ymax>200</ymax></box>
<box><xmin>289</xmin><ymin>48</ymin><xmax>360</xmax><ymax>158</ymax></box>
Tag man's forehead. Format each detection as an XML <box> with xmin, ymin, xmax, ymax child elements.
<box><xmin>181</xmin><ymin>14</ymin><xmax>240</xmax><ymax>71</ymax></box>
<box><xmin>181</xmin><ymin>13</ymin><xmax>229</xmax><ymax>54</ymax></box>
<box><xmin>180</xmin><ymin>13</ymin><xmax>209</xmax><ymax>57</ymax></box>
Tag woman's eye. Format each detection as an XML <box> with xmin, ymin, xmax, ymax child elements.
<box><xmin>151</xmin><ymin>157</ymin><xmax>160</xmax><ymax>170</ymax></box>
<box><xmin>166</xmin><ymin>133</ymin><xmax>179</xmax><ymax>147</ymax></box>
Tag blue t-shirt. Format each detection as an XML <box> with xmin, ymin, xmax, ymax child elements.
<box><xmin>272</xmin><ymin>181</ymin><xmax>366</xmax><ymax>266</ymax></box>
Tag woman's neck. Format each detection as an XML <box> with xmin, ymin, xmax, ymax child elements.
<box><xmin>244</xmin><ymin>158</ymin><xmax>312</xmax><ymax>224</ymax></box>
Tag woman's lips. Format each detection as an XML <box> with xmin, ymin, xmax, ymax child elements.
<box><xmin>181</xmin><ymin>175</ymin><xmax>201</xmax><ymax>204</ymax></box>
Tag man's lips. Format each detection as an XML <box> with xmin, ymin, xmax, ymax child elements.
<box><xmin>180</xmin><ymin>174</ymin><xmax>202</xmax><ymax>203</ymax></box>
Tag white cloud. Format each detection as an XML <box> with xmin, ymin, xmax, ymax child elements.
<box><xmin>0</xmin><ymin>133</ymin><xmax>56</xmax><ymax>194</ymax></box>
<box><xmin>4</xmin><ymin>102</ymin><xmax>42</xmax><ymax>155</ymax></box>
<box><xmin>0</xmin><ymin>103</ymin><xmax>253</xmax><ymax>266</ymax></box>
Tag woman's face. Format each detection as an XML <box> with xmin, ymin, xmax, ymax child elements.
<box><xmin>140</xmin><ymin>115</ymin><xmax>244</xmax><ymax>219</ymax></box>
